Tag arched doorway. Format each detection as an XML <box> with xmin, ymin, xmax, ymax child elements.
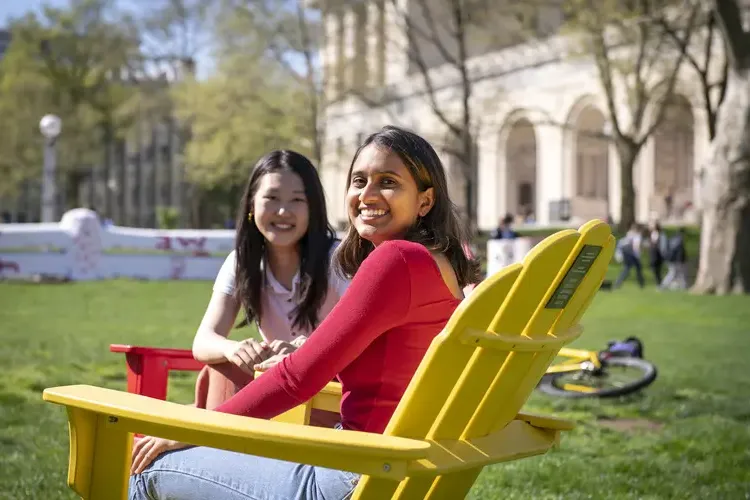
<box><xmin>653</xmin><ymin>95</ymin><xmax>694</xmax><ymax>220</ymax></box>
<box><xmin>505</xmin><ymin>119</ymin><xmax>537</xmax><ymax>221</ymax></box>
<box><xmin>573</xmin><ymin>106</ymin><xmax>609</xmax><ymax>220</ymax></box>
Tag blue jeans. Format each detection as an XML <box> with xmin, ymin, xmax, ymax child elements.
<box><xmin>129</xmin><ymin>445</ymin><xmax>360</xmax><ymax>500</ymax></box>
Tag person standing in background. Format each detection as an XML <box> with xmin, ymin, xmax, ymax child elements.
<box><xmin>661</xmin><ymin>228</ymin><xmax>688</xmax><ymax>290</ymax></box>
<box><xmin>647</xmin><ymin>220</ymin><xmax>669</xmax><ymax>286</ymax></box>
<box><xmin>614</xmin><ymin>223</ymin><xmax>645</xmax><ymax>289</ymax></box>
<box><xmin>490</xmin><ymin>214</ymin><xmax>518</xmax><ymax>240</ymax></box>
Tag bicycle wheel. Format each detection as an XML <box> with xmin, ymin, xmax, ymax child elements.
<box><xmin>538</xmin><ymin>357</ymin><xmax>657</xmax><ymax>398</ymax></box>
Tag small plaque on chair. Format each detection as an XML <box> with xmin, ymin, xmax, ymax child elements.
<box><xmin>545</xmin><ymin>244</ymin><xmax>602</xmax><ymax>309</ymax></box>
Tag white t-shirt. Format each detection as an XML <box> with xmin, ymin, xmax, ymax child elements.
<box><xmin>213</xmin><ymin>244</ymin><xmax>350</xmax><ymax>343</ymax></box>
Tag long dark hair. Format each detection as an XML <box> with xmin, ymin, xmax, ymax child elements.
<box><xmin>234</xmin><ymin>150</ymin><xmax>336</xmax><ymax>332</ymax></box>
<box><xmin>336</xmin><ymin>125</ymin><xmax>480</xmax><ymax>287</ymax></box>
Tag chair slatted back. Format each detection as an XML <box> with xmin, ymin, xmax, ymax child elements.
<box><xmin>352</xmin><ymin>220</ymin><xmax>614</xmax><ymax>499</ymax></box>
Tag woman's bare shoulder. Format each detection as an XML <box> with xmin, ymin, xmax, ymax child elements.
<box><xmin>429</xmin><ymin>251</ymin><xmax>463</xmax><ymax>299</ymax></box>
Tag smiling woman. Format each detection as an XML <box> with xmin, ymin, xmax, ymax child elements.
<box><xmin>337</xmin><ymin>125</ymin><xmax>480</xmax><ymax>291</ymax></box>
<box><xmin>348</xmin><ymin>145</ymin><xmax>433</xmax><ymax>245</ymax></box>
<box><xmin>251</xmin><ymin>170</ymin><xmax>310</xmax><ymax>248</ymax></box>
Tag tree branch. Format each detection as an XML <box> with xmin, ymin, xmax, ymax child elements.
<box><xmin>451</xmin><ymin>0</ymin><xmax>473</xmax><ymax>170</ymax></box>
<box><xmin>387</xmin><ymin>0</ymin><xmax>461</xmax><ymax>138</ymax></box>
<box><xmin>640</xmin><ymin>7</ymin><xmax>699</xmax><ymax>142</ymax></box>
<box><xmin>413</xmin><ymin>0</ymin><xmax>460</xmax><ymax>67</ymax></box>
<box><xmin>631</xmin><ymin>21</ymin><xmax>653</xmax><ymax>136</ymax></box>
<box><xmin>590</xmin><ymin>28</ymin><xmax>625</xmax><ymax>138</ymax></box>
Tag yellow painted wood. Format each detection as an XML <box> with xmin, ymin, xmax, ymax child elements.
<box><xmin>423</xmin><ymin>221</ymin><xmax>614</xmax><ymax>499</ymax></box>
<box><xmin>88</xmin><ymin>413</ymin><xmax>132</xmax><ymax>500</ymax></box>
<box><xmin>43</xmin><ymin>220</ymin><xmax>613</xmax><ymax>500</ymax></box>
<box><xmin>515</xmin><ymin>411</ymin><xmax>575</xmax><ymax>431</ymax></box>
<box><xmin>350</xmin><ymin>477</ymin><xmax>401</xmax><ymax>500</ymax></box>
<box><xmin>408</xmin><ymin>421</ymin><xmax>559</xmax><ymax>476</ymax></box>
<box><xmin>64</xmin><ymin>407</ymin><xmax>96</xmax><ymax>498</ymax></box>
<box><xmin>43</xmin><ymin>385</ymin><xmax>429</xmax><ymax>480</ymax></box>
<box><xmin>272</xmin><ymin>401</ymin><xmax>312</xmax><ymax>425</ymax></box>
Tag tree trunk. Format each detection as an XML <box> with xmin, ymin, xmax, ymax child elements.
<box><xmin>691</xmin><ymin>67</ymin><xmax>750</xmax><ymax>294</ymax></box>
<box><xmin>65</xmin><ymin>171</ymin><xmax>86</xmax><ymax>210</ymax></box>
<box><xmin>461</xmin><ymin>131</ymin><xmax>476</xmax><ymax>235</ymax></box>
<box><xmin>616</xmin><ymin>138</ymin><xmax>639</xmax><ymax>232</ymax></box>
<box><xmin>463</xmin><ymin>174</ymin><xmax>474</xmax><ymax>234</ymax></box>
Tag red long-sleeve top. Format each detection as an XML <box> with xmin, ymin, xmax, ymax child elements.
<box><xmin>215</xmin><ymin>240</ymin><xmax>461</xmax><ymax>434</ymax></box>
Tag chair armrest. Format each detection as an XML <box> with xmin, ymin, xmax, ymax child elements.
<box><xmin>409</xmin><ymin>419</ymin><xmax>567</xmax><ymax>476</ymax></box>
<box><xmin>109</xmin><ymin>344</ymin><xmax>196</xmax><ymax>359</ymax></box>
<box><xmin>253</xmin><ymin>373</ymin><xmax>343</xmax><ymax>416</ymax></box>
<box><xmin>43</xmin><ymin>385</ymin><xmax>429</xmax><ymax>481</ymax></box>
<box><xmin>516</xmin><ymin>411</ymin><xmax>575</xmax><ymax>431</ymax></box>
<box><xmin>110</xmin><ymin>344</ymin><xmax>204</xmax><ymax>400</ymax></box>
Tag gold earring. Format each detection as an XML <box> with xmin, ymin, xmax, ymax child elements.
<box><xmin>247</xmin><ymin>212</ymin><xmax>253</xmax><ymax>222</ymax></box>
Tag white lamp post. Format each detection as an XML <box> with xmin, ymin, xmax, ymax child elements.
<box><xmin>39</xmin><ymin>114</ymin><xmax>62</xmax><ymax>222</ymax></box>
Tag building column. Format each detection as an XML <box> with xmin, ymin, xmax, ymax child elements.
<box><xmin>342</xmin><ymin>7</ymin><xmax>356</xmax><ymax>92</ymax></box>
<box><xmin>476</xmin><ymin>132</ymin><xmax>499</xmax><ymax>231</ymax></box>
<box><xmin>366</xmin><ymin>0</ymin><xmax>386</xmax><ymax>88</ymax></box>
<box><xmin>322</xmin><ymin>137</ymin><xmax>349</xmax><ymax>230</ymax></box>
<box><xmin>351</xmin><ymin>3</ymin><xmax>368</xmax><ymax>91</ymax></box>
<box><xmin>323</xmin><ymin>9</ymin><xmax>342</xmax><ymax>100</ymax></box>
<box><xmin>535</xmin><ymin>123</ymin><xmax>565</xmax><ymax>225</ymax></box>
<box><xmin>383</xmin><ymin>0</ymin><xmax>409</xmax><ymax>85</ymax></box>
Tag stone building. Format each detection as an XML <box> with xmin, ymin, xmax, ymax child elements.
<box><xmin>312</xmin><ymin>0</ymin><xmax>714</xmax><ymax>230</ymax></box>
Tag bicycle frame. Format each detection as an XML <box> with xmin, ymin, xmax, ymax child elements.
<box><xmin>546</xmin><ymin>347</ymin><xmax>601</xmax><ymax>374</ymax></box>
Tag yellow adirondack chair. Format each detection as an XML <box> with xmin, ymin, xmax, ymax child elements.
<box><xmin>43</xmin><ymin>220</ymin><xmax>614</xmax><ymax>499</ymax></box>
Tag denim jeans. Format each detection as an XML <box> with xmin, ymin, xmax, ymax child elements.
<box><xmin>128</xmin><ymin>445</ymin><xmax>360</xmax><ymax>500</ymax></box>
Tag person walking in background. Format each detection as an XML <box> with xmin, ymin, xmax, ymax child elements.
<box><xmin>664</xmin><ymin>190</ymin><xmax>674</xmax><ymax>219</ymax></box>
<box><xmin>661</xmin><ymin>227</ymin><xmax>688</xmax><ymax>290</ymax></box>
<box><xmin>490</xmin><ymin>214</ymin><xmax>518</xmax><ymax>239</ymax></box>
<box><xmin>614</xmin><ymin>223</ymin><xmax>645</xmax><ymax>289</ymax></box>
<box><xmin>647</xmin><ymin>220</ymin><xmax>669</xmax><ymax>286</ymax></box>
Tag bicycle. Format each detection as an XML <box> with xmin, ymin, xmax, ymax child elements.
<box><xmin>537</xmin><ymin>337</ymin><xmax>658</xmax><ymax>398</ymax></box>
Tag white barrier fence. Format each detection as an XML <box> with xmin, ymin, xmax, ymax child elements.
<box><xmin>0</xmin><ymin>208</ymin><xmax>537</xmax><ymax>282</ymax></box>
<box><xmin>485</xmin><ymin>238</ymin><xmax>535</xmax><ymax>277</ymax></box>
<box><xmin>0</xmin><ymin>208</ymin><xmax>234</xmax><ymax>281</ymax></box>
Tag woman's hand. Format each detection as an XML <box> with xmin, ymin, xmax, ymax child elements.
<box><xmin>223</xmin><ymin>338</ymin><xmax>272</xmax><ymax>374</ymax></box>
<box><xmin>253</xmin><ymin>339</ymin><xmax>300</xmax><ymax>371</ymax></box>
<box><xmin>290</xmin><ymin>335</ymin><xmax>307</xmax><ymax>348</ymax></box>
<box><xmin>267</xmin><ymin>339</ymin><xmax>297</xmax><ymax>356</ymax></box>
<box><xmin>131</xmin><ymin>435</ymin><xmax>190</xmax><ymax>475</ymax></box>
<box><xmin>254</xmin><ymin>353</ymin><xmax>288</xmax><ymax>371</ymax></box>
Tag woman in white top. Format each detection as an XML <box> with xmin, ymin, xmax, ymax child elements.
<box><xmin>189</xmin><ymin>149</ymin><xmax>349</xmax><ymax>411</ymax></box>
<box><xmin>132</xmin><ymin>151</ymin><xmax>349</xmax><ymax>468</ymax></box>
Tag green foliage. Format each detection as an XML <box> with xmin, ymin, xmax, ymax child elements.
<box><xmin>0</xmin><ymin>0</ymin><xmax>139</xmax><ymax>199</ymax></box>
<box><xmin>0</xmin><ymin>0</ymin><xmax>324</xmax><ymax>213</ymax></box>
<box><xmin>156</xmin><ymin>205</ymin><xmax>181</xmax><ymax>229</ymax></box>
<box><xmin>170</xmin><ymin>0</ymin><xmax>322</xmax><ymax>188</ymax></box>
<box><xmin>172</xmin><ymin>60</ymin><xmax>311</xmax><ymax>188</ymax></box>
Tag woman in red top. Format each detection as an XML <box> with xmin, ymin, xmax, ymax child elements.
<box><xmin>129</xmin><ymin>125</ymin><xmax>480</xmax><ymax>500</ymax></box>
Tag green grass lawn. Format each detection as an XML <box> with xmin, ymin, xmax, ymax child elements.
<box><xmin>1</xmin><ymin>279</ymin><xmax>749</xmax><ymax>499</ymax></box>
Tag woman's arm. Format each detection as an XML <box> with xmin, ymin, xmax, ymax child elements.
<box><xmin>192</xmin><ymin>290</ymin><xmax>243</xmax><ymax>364</ymax></box>
<box><xmin>214</xmin><ymin>241</ymin><xmax>423</xmax><ymax>419</ymax></box>
<box><xmin>193</xmin><ymin>251</ymin><xmax>271</xmax><ymax>371</ymax></box>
